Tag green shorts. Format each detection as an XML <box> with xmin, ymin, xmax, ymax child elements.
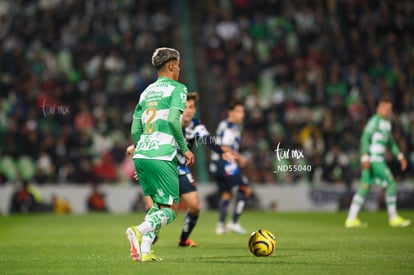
<box><xmin>134</xmin><ymin>157</ymin><xmax>179</xmax><ymax>205</ymax></box>
<box><xmin>361</xmin><ymin>161</ymin><xmax>395</xmax><ymax>187</ymax></box>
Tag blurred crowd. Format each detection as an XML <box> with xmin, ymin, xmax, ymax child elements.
<box><xmin>0</xmin><ymin>0</ymin><xmax>413</xmax><ymax>187</ymax></box>
<box><xmin>0</xmin><ymin>0</ymin><xmax>175</xmax><ymax>184</ymax></box>
<box><xmin>196</xmin><ymin>0</ymin><xmax>414</xmax><ymax>186</ymax></box>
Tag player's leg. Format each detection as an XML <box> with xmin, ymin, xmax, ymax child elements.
<box><xmin>216</xmin><ymin>176</ymin><xmax>233</xmax><ymax>234</ymax></box>
<box><xmin>126</xmin><ymin>159</ymin><xmax>149</xmax><ymax>261</ymax></box>
<box><xmin>143</xmin><ymin>196</ymin><xmax>161</xmax><ymax>244</ymax></box>
<box><xmin>178</xmin><ymin>173</ymin><xmax>200</xmax><ymax>247</ymax></box>
<box><xmin>179</xmin><ymin>191</ymin><xmax>200</xmax><ymax>246</ymax></box>
<box><xmin>345</xmin><ymin>169</ymin><xmax>372</xmax><ymax>228</ymax></box>
<box><xmin>126</xmin><ymin>158</ymin><xmax>179</xmax><ymax>261</ymax></box>
<box><xmin>144</xmin><ymin>196</ymin><xmax>154</xmax><ymax>213</ymax></box>
<box><xmin>373</xmin><ymin>162</ymin><xmax>411</xmax><ymax>227</ymax></box>
<box><xmin>138</xmin><ymin>203</ymin><xmax>176</xmax><ymax>261</ymax></box>
<box><xmin>178</xmin><ymin>192</ymin><xmax>200</xmax><ymax>246</ymax></box>
<box><xmin>228</xmin><ymin>175</ymin><xmax>251</xmax><ymax>234</ymax></box>
<box><xmin>141</xmin><ymin>159</ymin><xmax>178</xmax><ymax>260</ymax></box>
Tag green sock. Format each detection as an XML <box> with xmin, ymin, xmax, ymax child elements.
<box><xmin>146</xmin><ymin>208</ymin><xmax>176</xmax><ymax>232</ymax></box>
<box><xmin>145</xmin><ymin>203</ymin><xmax>160</xmax><ymax>220</ymax></box>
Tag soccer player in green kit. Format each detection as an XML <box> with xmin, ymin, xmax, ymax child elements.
<box><xmin>125</xmin><ymin>47</ymin><xmax>195</xmax><ymax>261</ymax></box>
<box><xmin>345</xmin><ymin>97</ymin><xmax>410</xmax><ymax>228</ymax></box>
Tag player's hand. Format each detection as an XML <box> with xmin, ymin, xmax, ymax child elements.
<box><xmin>184</xmin><ymin>150</ymin><xmax>195</xmax><ymax>166</ymax></box>
<box><xmin>133</xmin><ymin>172</ymin><xmax>139</xmax><ymax>181</ymax></box>
<box><xmin>237</xmin><ymin>155</ymin><xmax>248</xmax><ymax>168</ymax></box>
<box><xmin>222</xmin><ymin>151</ymin><xmax>236</xmax><ymax>162</ymax></box>
<box><xmin>362</xmin><ymin>160</ymin><xmax>370</xmax><ymax>170</ymax></box>
<box><xmin>126</xmin><ymin>144</ymin><xmax>135</xmax><ymax>158</ymax></box>
<box><xmin>400</xmin><ymin>157</ymin><xmax>407</xmax><ymax>171</ymax></box>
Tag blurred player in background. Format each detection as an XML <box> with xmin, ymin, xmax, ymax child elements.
<box><xmin>125</xmin><ymin>47</ymin><xmax>195</xmax><ymax>262</ymax></box>
<box><xmin>127</xmin><ymin>92</ymin><xmax>235</xmax><ymax>247</ymax></box>
<box><xmin>175</xmin><ymin>91</ymin><xmax>225</xmax><ymax>247</ymax></box>
<box><xmin>210</xmin><ymin>99</ymin><xmax>252</xmax><ymax>235</ymax></box>
<box><xmin>345</xmin><ymin>97</ymin><xmax>410</xmax><ymax>228</ymax></box>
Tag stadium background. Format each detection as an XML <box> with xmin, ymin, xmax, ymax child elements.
<box><xmin>0</xmin><ymin>0</ymin><xmax>413</xmax><ymax>213</ymax></box>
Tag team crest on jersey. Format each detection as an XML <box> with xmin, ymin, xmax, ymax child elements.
<box><xmin>180</xmin><ymin>92</ymin><xmax>186</xmax><ymax>102</ymax></box>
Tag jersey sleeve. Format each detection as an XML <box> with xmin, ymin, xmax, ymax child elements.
<box><xmin>388</xmin><ymin>126</ymin><xmax>401</xmax><ymax>157</ymax></box>
<box><xmin>170</xmin><ymin>84</ymin><xmax>187</xmax><ymax>111</ymax></box>
<box><xmin>194</xmin><ymin>124</ymin><xmax>210</xmax><ymax>138</ymax></box>
<box><xmin>360</xmin><ymin>116</ymin><xmax>377</xmax><ymax>155</ymax></box>
<box><xmin>221</xmin><ymin>128</ymin><xmax>235</xmax><ymax>147</ymax></box>
<box><xmin>131</xmin><ymin>103</ymin><xmax>144</xmax><ymax>144</ymax></box>
<box><xmin>194</xmin><ymin>124</ymin><xmax>222</xmax><ymax>153</ymax></box>
<box><xmin>168</xmin><ymin>84</ymin><xmax>188</xmax><ymax>153</ymax></box>
<box><xmin>168</xmin><ymin>108</ymin><xmax>188</xmax><ymax>153</ymax></box>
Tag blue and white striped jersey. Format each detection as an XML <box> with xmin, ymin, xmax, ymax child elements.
<box><xmin>177</xmin><ymin>118</ymin><xmax>210</xmax><ymax>175</ymax></box>
<box><xmin>209</xmin><ymin>119</ymin><xmax>241</xmax><ymax>176</ymax></box>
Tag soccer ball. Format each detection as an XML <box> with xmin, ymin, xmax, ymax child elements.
<box><xmin>248</xmin><ymin>229</ymin><xmax>277</xmax><ymax>257</ymax></box>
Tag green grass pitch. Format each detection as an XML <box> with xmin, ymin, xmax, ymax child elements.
<box><xmin>1</xmin><ymin>211</ymin><xmax>413</xmax><ymax>274</ymax></box>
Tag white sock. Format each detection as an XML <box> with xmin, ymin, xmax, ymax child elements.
<box><xmin>137</xmin><ymin>221</ymin><xmax>153</xmax><ymax>235</ymax></box>
<box><xmin>141</xmin><ymin>235</ymin><xmax>153</xmax><ymax>254</ymax></box>
<box><xmin>347</xmin><ymin>194</ymin><xmax>364</xmax><ymax>220</ymax></box>
<box><xmin>235</xmin><ymin>200</ymin><xmax>245</xmax><ymax>215</ymax></box>
<box><xmin>386</xmin><ymin>196</ymin><xmax>397</xmax><ymax>220</ymax></box>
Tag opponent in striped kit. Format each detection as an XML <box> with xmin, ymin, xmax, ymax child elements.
<box><xmin>210</xmin><ymin>99</ymin><xmax>253</xmax><ymax>235</ymax></box>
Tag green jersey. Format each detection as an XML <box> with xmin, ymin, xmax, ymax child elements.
<box><xmin>132</xmin><ymin>77</ymin><xmax>188</xmax><ymax>161</ymax></box>
<box><xmin>361</xmin><ymin>114</ymin><xmax>400</xmax><ymax>162</ymax></box>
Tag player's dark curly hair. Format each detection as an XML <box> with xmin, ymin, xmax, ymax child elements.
<box><xmin>378</xmin><ymin>93</ymin><xmax>393</xmax><ymax>105</ymax></box>
<box><xmin>187</xmin><ymin>92</ymin><xmax>199</xmax><ymax>102</ymax></box>
<box><xmin>228</xmin><ymin>98</ymin><xmax>244</xmax><ymax>110</ymax></box>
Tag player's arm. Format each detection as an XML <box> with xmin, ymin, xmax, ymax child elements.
<box><xmin>194</xmin><ymin>124</ymin><xmax>223</xmax><ymax>154</ymax></box>
<box><xmin>360</xmin><ymin>118</ymin><xmax>376</xmax><ymax>169</ymax></box>
<box><xmin>126</xmin><ymin>144</ymin><xmax>135</xmax><ymax>158</ymax></box>
<box><xmin>204</xmin><ymin>136</ymin><xmax>223</xmax><ymax>153</ymax></box>
<box><xmin>389</xmin><ymin>134</ymin><xmax>401</xmax><ymax>157</ymax></box>
<box><xmin>169</xmin><ymin>108</ymin><xmax>194</xmax><ymax>166</ymax></box>
<box><xmin>193</xmin><ymin>122</ymin><xmax>241</xmax><ymax>162</ymax></box>
<box><xmin>170</xmin><ymin>86</ymin><xmax>194</xmax><ymax>166</ymax></box>
<box><xmin>131</xmin><ymin>104</ymin><xmax>144</xmax><ymax>144</ymax></box>
<box><xmin>388</xmin><ymin>133</ymin><xmax>407</xmax><ymax>171</ymax></box>
<box><xmin>220</xmin><ymin>128</ymin><xmax>248</xmax><ymax>167</ymax></box>
<box><xmin>220</xmin><ymin>145</ymin><xmax>247</xmax><ymax>166</ymax></box>
<box><xmin>194</xmin><ymin>125</ymin><xmax>238</xmax><ymax>161</ymax></box>
<box><xmin>169</xmin><ymin>107</ymin><xmax>188</xmax><ymax>153</ymax></box>
<box><xmin>360</xmin><ymin>130</ymin><xmax>372</xmax><ymax>160</ymax></box>
<box><xmin>125</xmin><ymin>144</ymin><xmax>139</xmax><ymax>181</ymax></box>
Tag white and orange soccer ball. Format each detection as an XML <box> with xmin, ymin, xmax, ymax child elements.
<box><xmin>248</xmin><ymin>229</ymin><xmax>277</xmax><ymax>257</ymax></box>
